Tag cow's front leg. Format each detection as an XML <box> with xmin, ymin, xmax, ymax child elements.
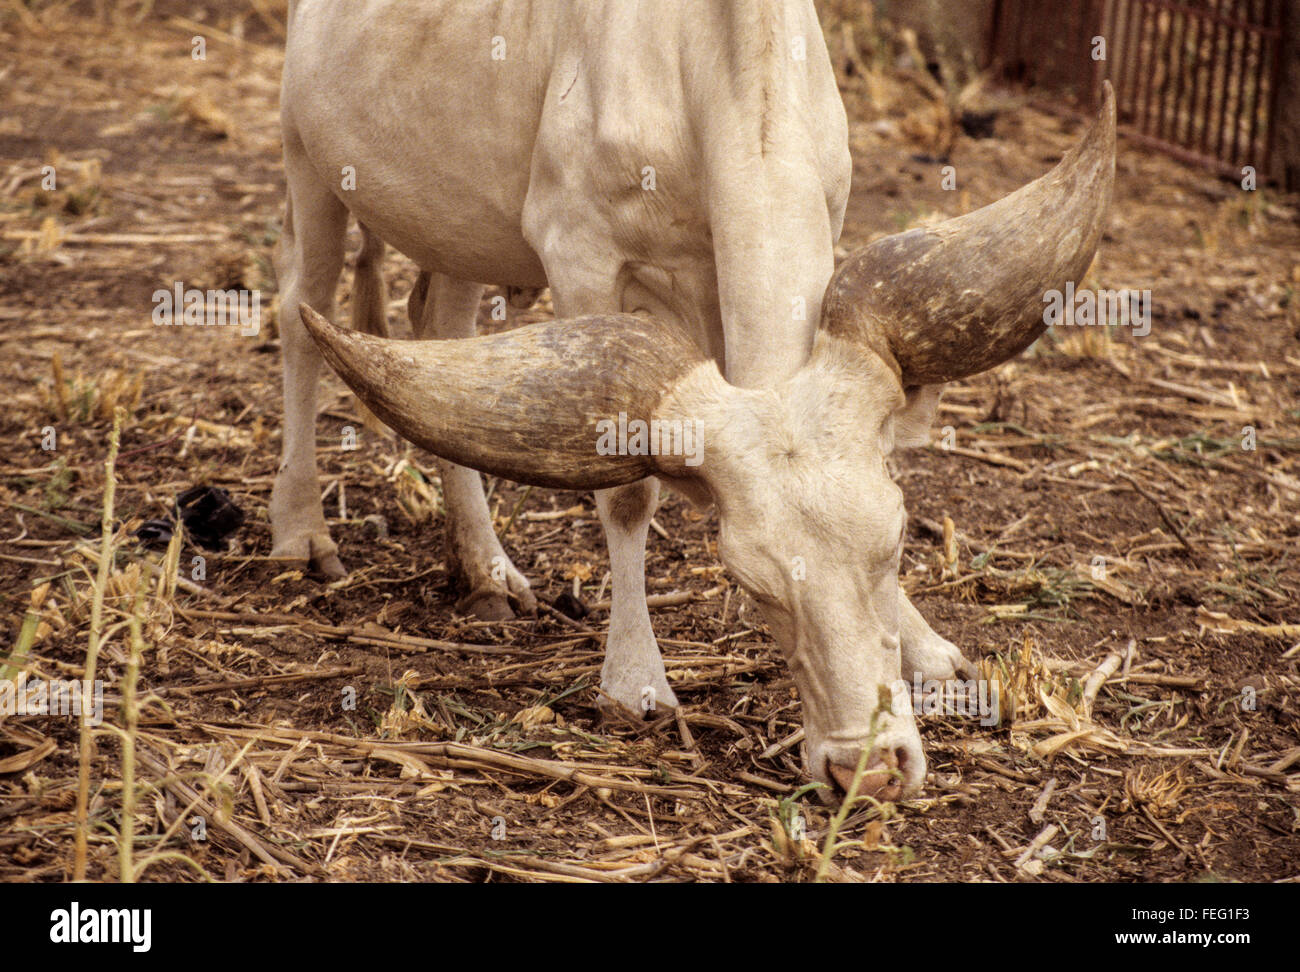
<box><xmin>409</xmin><ymin>272</ymin><xmax>536</xmax><ymax>620</ymax></box>
<box><xmin>521</xmin><ymin>225</ymin><xmax>675</xmax><ymax>713</ymax></box>
<box><xmin>595</xmin><ymin>479</ymin><xmax>677</xmax><ymax>716</ymax></box>
<box><xmin>899</xmin><ymin>587</ymin><xmax>976</xmax><ymax>681</ymax></box>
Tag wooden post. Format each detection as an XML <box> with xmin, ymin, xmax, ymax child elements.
<box><xmin>1272</xmin><ymin>0</ymin><xmax>1300</xmax><ymax>188</ymax></box>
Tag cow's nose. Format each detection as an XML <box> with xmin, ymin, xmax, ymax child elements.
<box><xmin>827</xmin><ymin>747</ymin><xmax>907</xmax><ymax>802</ymax></box>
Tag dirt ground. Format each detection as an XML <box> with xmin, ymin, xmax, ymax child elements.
<box><xmin>1</xmin><ymin>3</ymin><xmax>1297</xmax><ymax>883</ymax></box>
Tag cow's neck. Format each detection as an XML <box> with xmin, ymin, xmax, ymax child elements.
<box><xmin>691</xmin><ymin>1</ymin><xmax>852</xmax><ymax>391</ymax></box>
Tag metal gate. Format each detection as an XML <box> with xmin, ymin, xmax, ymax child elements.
<box><xmin>988</xmin><ymin>0</ymin><xmax>1287</xmax><ymax>176</ymax></box>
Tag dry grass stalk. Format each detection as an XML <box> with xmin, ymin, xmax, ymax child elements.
<box><xmin>4</xmin><ymin>0</ymin><xmax>45</xmax><ymax>34</ymax></box>
<box><xmin>1</xmin><ymin>583</ymin><xmax>50</xmax><ymax>682</ymax></box>
<box><xmin>73</xmin><ymin>405</ymin><xmax>124</xmax><ymax>881</ymax></box>
<box><xmin>1080</xmin><ymin>650</ymin><xmax>1123</xmax><ymax>721</ymax></box>
<box><xmin>815</xmin><ymin>691</ymin><xmax>889</xmax><ymax>883</ymax></box>
<box><xmin>1124</xmin><ymin>765</ymin><xmax>1188</xmax><ymax>818</ymax></box>
<box><xmin>118</xmin><ymin>577</ymin><xmax>146</xmax><ymax>882</ymax></box>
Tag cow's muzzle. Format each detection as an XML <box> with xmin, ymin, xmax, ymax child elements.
<box><xmin>827</xmin><ymin>748</ymin><xmax>908</xmax><ymax>802</ymax></box>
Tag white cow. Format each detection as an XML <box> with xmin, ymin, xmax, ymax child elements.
<box><xmin>274</xmin><ymin>0</ymin><xmax>1115</xmax><ymax>799</ymax></box>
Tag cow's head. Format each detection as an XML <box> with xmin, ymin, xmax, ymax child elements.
<box><xmin>301</xmin><ymin>85</ymin><xmax>1115</xmax><ymax>802</ymax></box>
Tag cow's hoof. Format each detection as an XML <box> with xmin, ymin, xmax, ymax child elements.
<box><xmin>458</xmin><ymin>588</ymin><xmax>517</xmax><ymax>621</ymax></box>
<box><xmin>455</xmin><ymin>552</ymin><xmax>538</xmax><ymax>620</ymax></box>
<box><xmin>596</xmin><ymin>697</ymin><xmax>676</xmax><ymax>726</ymax></box>
<box><xmin>271</xmin><ymin>531</ymin><xmax>347</xmax><ymax>580</ymax></box>
<box><xmin>501</xmin><ymin>566</ymin><xmax>538</xmax><ymax>615</ymax></box>
<box><xmin>902</xmin><ymin>633</ymin><xmax>976</xmax><ymax>683</ymax></box>
<box><xmin>596</xmin><ymin>679</ymin><xmax>679</xmax><ymax>722</ymax></box>
<box><xmin>456</xmin><ymin>569</ymin><xmax>537</xmax><ymax>621</ymax></box>
<box><xmin>314</xmin><ymin>552</ymin><xmax>348</xmax><ymax>581</ymax></box>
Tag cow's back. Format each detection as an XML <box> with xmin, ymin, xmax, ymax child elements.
<box><xmin>281</xmin><ymin>0</ymin><xmax>850</xmax><ymax>376</ymax></box>
<box><xmin>282</xmin><ymin>0</ymin><xmax>554</xmax><ymax>286</ymax></box>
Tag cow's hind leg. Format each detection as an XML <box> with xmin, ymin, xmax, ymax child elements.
<box><xmin>351</xmin><ymin>224</ymin><xmax>389</xmax><ymax>339</ymax></box>
<box><xmin>345</xmin><ymin>224</ymin><xmax>395</xmax><ymax>439</ymax></box>
<box><xmin>269</xmin><ymin>144</ymin><xmax>349</xmax><ymax>578</ymax></box>
<box><xmin>408</xmin><ymin>272</ymin><xmax>537</xmax><ymax>620</ymax></box>
<box><xmin>595</xmin><ymin>479</ymin><xmax>678</xmax><ymax>717</ymax></box>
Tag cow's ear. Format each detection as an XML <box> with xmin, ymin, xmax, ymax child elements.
<box><xmin>892</xmin><ymin>384</ymin><xmax>944</xmax><ymax>449</ymax></box>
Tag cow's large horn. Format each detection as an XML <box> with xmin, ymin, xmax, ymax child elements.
<box><xmin>821</xmin><ymin>81</ymin><xmax>1116</xmax><ymax>384</ymax></box>
<box><xmin>299</xmin><ymin>305</ymin><xmax>708</xmax><ymax>490</ymax></box>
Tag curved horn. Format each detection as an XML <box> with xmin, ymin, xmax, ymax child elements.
<box><xmin>821</xmin><ymin>81</ymin><xmax>1117</xmax><ymax>384</ymax></box>
<box><xmin>300</xmin><ymin>305</ymin><xmax>708</xmax><ymax>491</ymax></box>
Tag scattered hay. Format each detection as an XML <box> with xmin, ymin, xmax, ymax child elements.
<box><xmin>159</xmin><ymin>88</ymin><xmax>236</xmax><ymax>140</ymax></box>
<box><xmin>1123</xmin><ymin>765</ymin><xmax>1189</xmax><ymax>819</ymax></box>
<box><xmin>39</xmin><ymin>355</ymin><xmax>145</xmax><ymax>424</ymax></box>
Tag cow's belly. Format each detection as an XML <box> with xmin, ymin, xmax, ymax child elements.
<box><xmin>283</xmin><ymin>0</ymin><xmax>552</xmax><ymax>286</ymax></box>
<box><xmin>330</xmin><ymin>183</ymin><xmax>549</xmax><ymax>289</ymax></box>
